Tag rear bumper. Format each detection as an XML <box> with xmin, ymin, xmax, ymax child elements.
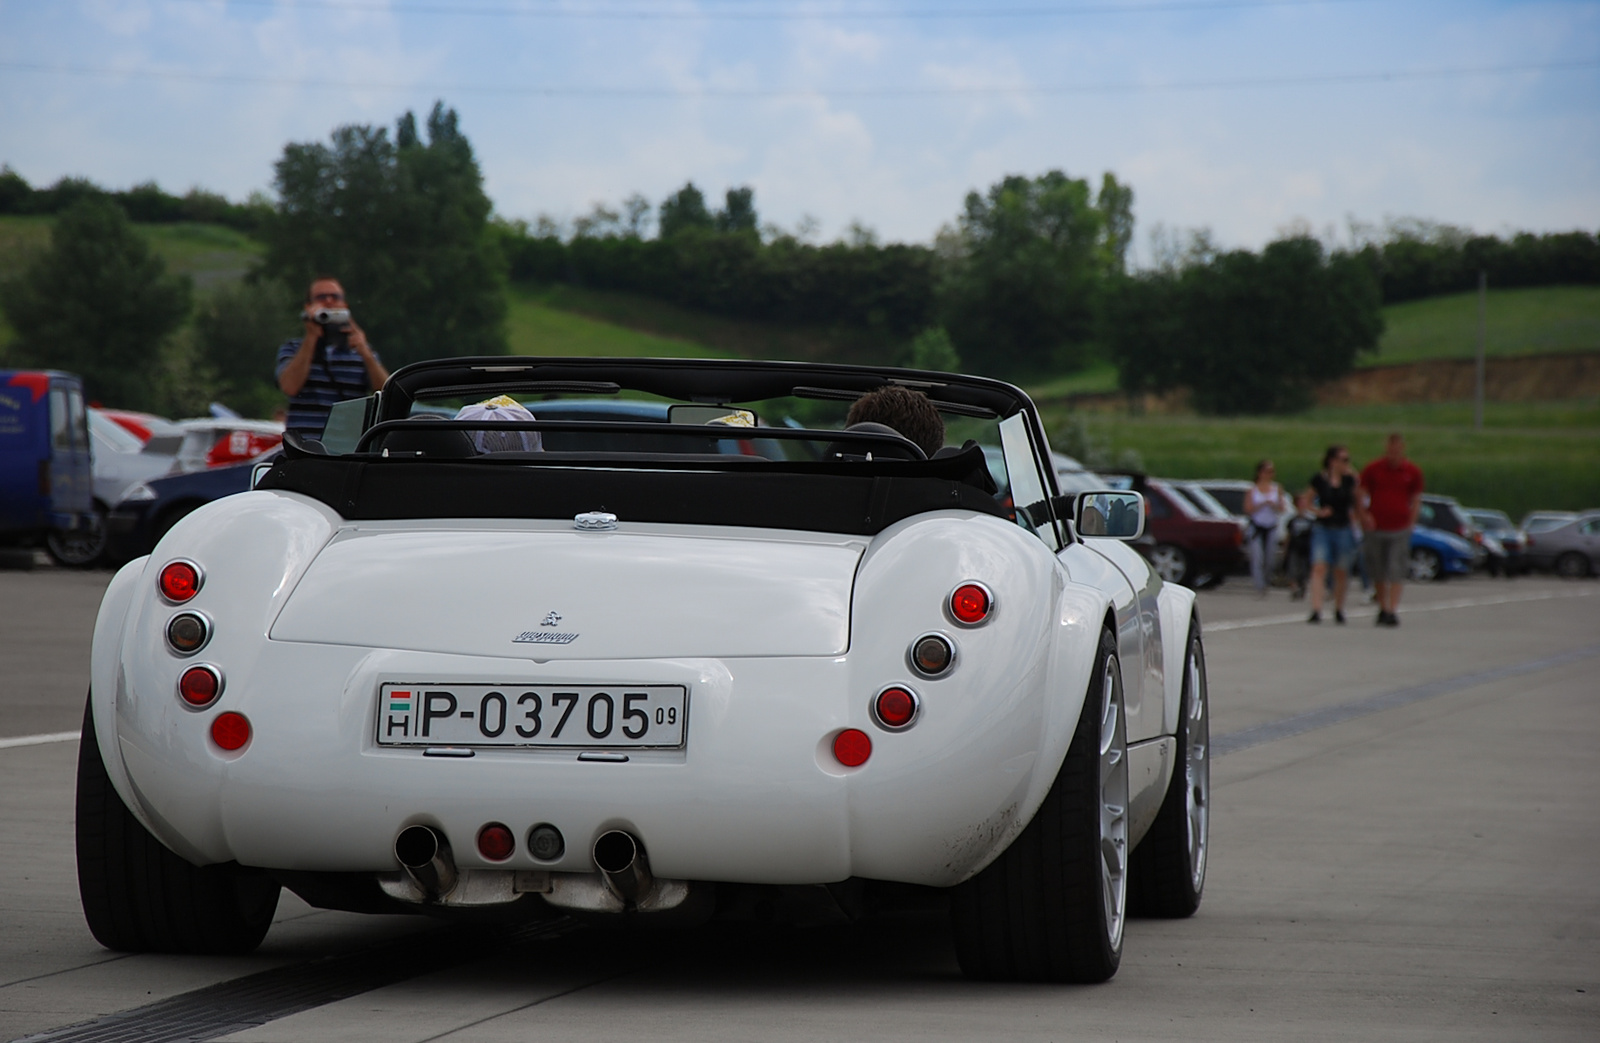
<box><xmin>108</xmin><ymin>641</ymin><xmax>1058</xmax><ymax>890</ymax></box>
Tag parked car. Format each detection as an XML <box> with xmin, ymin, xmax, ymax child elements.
<box><xmin>104</xmin><ymin>450</ymin><xmax>277</xmax><ymax>563</ymax></box>
<box><xmin>94</xmin><ymin>408</ymin><xmax>183</xmax><ymax>444</ymax></box>
<box><xmin>1462</xmin><ymin>507</ymin><xmax>1528</xmax><ymax>576</ymax></box>
<box><xmin>1521</xmin><ymin>511</ymin><xmax>1600</xmax><ymax>578</ymax></box>
<box><xmin>1109</xmin><ymin>475</ymin><xmax>1244</xmax><ymax>586</ymax></box>
<box><xmin>141</xmin><ymin>417</ymin><xmax>284</xmax><ymax>473</ymax></box>
<box><xmin>1416</xmin><ymin>494</ymin><xmax>1492</xmax><ymax>572</ymax></box>
<box><xmin>1406</xmin><ymin>526</ymin><xmax>1478</xmax><ymax>582</ymax></box>
<box><xmin>1520</xmin><ymin>510</ymin><xmax>1578</xmax><ymax>535</ymax></box>
<box><xmin>79</xmin><ymin>355</ymin><xmax>1210</xmax><ymax>983</ymax></box>
<box><xmin>0</xmin><ymin>370</ymin><xmax>96</xmax><ymax>564</ymax></box>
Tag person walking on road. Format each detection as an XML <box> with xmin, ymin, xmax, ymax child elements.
<box><xmin>1244</xmin><ymin>459</ymin><xmax>1292</xmax><ymax>596</ymax></box>
<box><xmin>1301</xmin><ymin>444</ymin><xmax>1358</xmax><ymax>624</ymax></box>
<box><xmin>1359</xmin><ymin>433</ymin><xmax>1424</xmax><ymax>627</ymax></box>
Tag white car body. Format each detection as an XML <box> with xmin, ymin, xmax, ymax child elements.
<box><xmin>83</xmin><ymin>357</ymin><xmax>1208</xmax><ymax>981</ymax></box>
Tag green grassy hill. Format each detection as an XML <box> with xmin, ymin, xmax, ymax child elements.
<box><xmin>1369</xmin><ymin>285</ymin><xmax>1600</xmax><ymax>366</ymax></box>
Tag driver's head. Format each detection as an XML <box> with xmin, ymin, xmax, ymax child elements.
<box><xmin>846</xmin><ymin>386</ymin><xmax>944</xmax><ymax>457</ymax></box>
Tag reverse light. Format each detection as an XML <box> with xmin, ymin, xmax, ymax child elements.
<box><xmin>833</xmin><ymin>729</ymin><xmax>872</xmax><ymax>767</ymax></box>
<box><xmin>948</xmin><ymin>582</ymin><xmax>993</xmax><ymax>626</ymax></box>
<box><xmin>211</xmin><ymin>712</ymin><xmax>251</xmax><ymax>751</ymax></box>
<box><xmin>158</xmin><ymin>560</ymin><xmax>202</xmax><ymax>603</ymax></box>
<box><xmin>873</xmin><ymin>687</ymin><xmax>920</xmax><ymax>730</ymax></box>
<box><xmin>477</xmin><ymin>823</ymin><xmax>515</xmax><ymax>862</ymax></box>
<box><xmin>178</xmin><ymin>665</ymin><xmax>221</xmax><ymax>708</ymax></box>
<box><xmin>909</xmin><ymin>633</ymin><xmax>954</xmax><ymax>677</ymax></box>
<box><xmin>166</xmin><ymin>612</ymin><xmax>211</xmax><ymax>655</ymax></box>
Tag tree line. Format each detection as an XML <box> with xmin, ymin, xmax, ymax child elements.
<box><xmin>2</xmin><ymin>100</ymin><xmax>1596</xmax><ymax>419</ymax></box>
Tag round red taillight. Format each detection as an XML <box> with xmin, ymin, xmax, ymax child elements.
<box><xmin>211</xmin><ymin>712</ymin><xmax>251</xmax><ymax>751</ymax></box>
<box><xmin>477</xmin><ymin>823</ymin><xmax>515</xmax><ymax>862</ymax></box>
<box><xmin>159</xmin><ymin>561</ymin><xmax>201</xmax><ymax>603</ymax></box>
<box><xmin>833</xmin><ymin>728</ymin><xmax>872</xmax><ymax>767</ymax></box>
<box><xmin>949</xmin><ymin>583</ymin><xmax>992</xmax><ymax>625</ymax></box>
<box><xmin>179</xmin><ymin>665</ymin><xmax>220</xmax><ymax>707</ymax></box>
<box><xmin>874</xmin><ymin>687</ymin><xmax>918</xmax><ymax>730</ymax></box>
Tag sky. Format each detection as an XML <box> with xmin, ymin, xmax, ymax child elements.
<box><xmin>0</xmin><ymin>0</ymin><xmax>1596</xmax><ymax>262</ymax></box>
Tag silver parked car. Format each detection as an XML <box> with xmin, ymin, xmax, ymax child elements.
<box><xmin>1522</xmin><ymin>511</ymin><xmax>1600</xmax><ymax>578</ymax></box>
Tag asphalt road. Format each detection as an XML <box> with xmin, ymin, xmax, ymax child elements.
<box><xmin>2</xmin><ymin>563</ymin><xmax>1597</xmax><ymax>1041</ymax></box>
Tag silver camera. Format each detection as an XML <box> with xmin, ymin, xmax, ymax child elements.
<box><xmin>305</xmin><ymin>306</ymin><xmax>351</xmax><ymax>327</ymax></box>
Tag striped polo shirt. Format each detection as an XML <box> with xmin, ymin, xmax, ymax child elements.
<box><xmin>275</xmin><ymin>338</ymin><xmax>380</xmax><ymax>438</ymax></box>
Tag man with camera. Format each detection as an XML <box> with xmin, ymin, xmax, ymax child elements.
<box><xmin>276</xmin><ymin>276</ymin><xmax>390</xmax><ymax>438</ymax></box>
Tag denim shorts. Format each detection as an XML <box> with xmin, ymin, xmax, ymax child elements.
<box><xmin>1310</xmin><ymin>524</ymin><xmax>1358</xmax><ymax>570</ymax></box>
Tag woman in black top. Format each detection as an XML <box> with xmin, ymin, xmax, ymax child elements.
<box><xmin>1300</xmin><ymin>444</ymin><xmax>1358</xmax><ymax>624</ymax></box>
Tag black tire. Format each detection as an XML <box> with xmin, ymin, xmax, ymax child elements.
<box><xmin>950</xmin><ymin>627</ymin><xmax>1128</xmax><ymax>983</ymax></box>
<box><xmin>75</xmin><ymin>696</ymin><xmax>280</xmax><ymax>954</ymax></box>
<box><xmin>46</xmin><ymin>504</ymin><xmax>108</xmax><ymax>568</ymax></box>
<box><xmin>1129</xmin><ymin>619</ymin><xmax>1209</xmax><ymax>918</ymax></box>
<box><xmin>1555</xmin><ymin>552</ymin><xmax>1592</xmax><ymax>579</ymax></box>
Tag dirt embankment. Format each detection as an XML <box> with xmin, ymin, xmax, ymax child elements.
<box><xmin>1050</xmin><ymin>351</ymin><xmax>1600</xmax><ymax>413</ymax></box>
<box><xmin>1314</xmin><ymin>352</ymin><xmax>1600</xmax><ymax>406</ymax></box>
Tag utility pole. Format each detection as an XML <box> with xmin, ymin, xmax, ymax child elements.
<box><xmin>1474</xmin><ymin>270</ymin><xmax>1486</xmax><ymax>431</ymax></box>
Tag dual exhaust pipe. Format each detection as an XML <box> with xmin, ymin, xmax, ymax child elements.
<box><xmin>394</xmin><ymin>824</ymin><xmax>654</xmax><ymax>906</ymax></box>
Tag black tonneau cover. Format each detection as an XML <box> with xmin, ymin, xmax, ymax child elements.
<box><xmin>256</xmin><ymin>444</ymin><xmax>1007</xmax><ymax>535</ymax></box>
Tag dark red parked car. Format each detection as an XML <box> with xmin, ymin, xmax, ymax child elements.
<box><xmin>1132</xmin><ymin>476</ymin><xmax>1245</xmax><ymax>586</ymax></box>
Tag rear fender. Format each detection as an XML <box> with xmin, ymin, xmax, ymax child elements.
<box><xmin>1156</xmin><ymin>583</ymin><xmax>1198</xmax><ymax>735</ymax></box>
<box><xmin>89</xmin><ymin>555</ymin><xmax>153</xmax><ymax>834</ymax></box>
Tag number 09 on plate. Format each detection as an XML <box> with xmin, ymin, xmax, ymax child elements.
<box><xmin>377</xmin><ymin>684</ymin><xmax>687</xmax><ymax>749</ymax></box>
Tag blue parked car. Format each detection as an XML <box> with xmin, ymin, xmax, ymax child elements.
<box><xmin>104</xmin><ymin>452</ymin><xmax>275</xmax><ymax>564</ymax></box>
<box><xmin>1407</xmin><ymin>526</ymin><xmax>1477</xmax><ymax>582</ymax></box>
<box><xmin>0</xmin><ymin>370</ymin><xmax>96</xmax><ymax>564</ymax></box>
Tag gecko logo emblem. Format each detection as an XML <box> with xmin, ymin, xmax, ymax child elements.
<box><xmin>542</xmin><ymin>611</ymin><xmax>563</xmax><ymax>627</ymax></box>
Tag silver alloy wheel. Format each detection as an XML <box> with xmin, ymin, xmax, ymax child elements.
<box><xmin>1555</xmin><ymin>552</ymin><xmax>1591</xmax><ymax>579</ymax></box>
<box><xmin>1149</xmin><ymin>545</ymin><xmax>1187</xmax><ymax>584</ymax></box>
<box><xmin>1408</xmin><ymin>547</ymin><xmax>1440</xmax><ymax>582</ymax></box>
<box><xmin>1099</xmin><ymin>656</ymin><xmax>1130</xmax><ymax>953</ymax></box>
<box><xmin>1184</xmin><ymin>646</ymin><xmax>1210</xmax><ymax>894</ymax></box>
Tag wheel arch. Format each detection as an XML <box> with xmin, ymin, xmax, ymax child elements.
<box><xmin>1156</xmin><ymin>582</ymin><xmax>1198</xmax><ymax>736</ymax></box>
<box><xmin>88</xmin><ymin>555</ymin><xmax>159</xmax><ymax>838</ymax></box>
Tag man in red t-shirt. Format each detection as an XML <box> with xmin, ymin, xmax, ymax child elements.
<box><xmin>1358</xmin><ymin>433</ymin><xmax>1424</xmax><ymax>627</ymax></box>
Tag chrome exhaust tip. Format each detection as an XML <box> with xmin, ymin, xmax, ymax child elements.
<box><xmin>592</xmin><ymin>830</ymin><xmax>653</xmax><ymax>905</ymax></box>
<box><xmin>394</xmin><ymin>825</ymin><xmax>457</xmax><ymax>899</ymax></box>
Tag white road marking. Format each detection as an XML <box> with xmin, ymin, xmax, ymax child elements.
<box><xmin>0</xmin><ymin>731</ymin><xmax>79</xmax><ymax>751</ymax></box>
<box><xmin>1205</xmin><ymin>586</ymin><xmax>1599</xmax><ymax>633</ymax></box>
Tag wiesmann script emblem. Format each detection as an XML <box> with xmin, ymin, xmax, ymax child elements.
<box><xmin>514</xmin><ymin>610</ymin><xmax>578</xmax><ymax>645</ymax></box>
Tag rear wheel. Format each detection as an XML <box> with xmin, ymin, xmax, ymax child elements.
<box><xmin>1555</xmin><ymin>552</ymin><xmax>1591</xmax><ymax>579</ymax></box>
<box><xmin>76</xmin><ymin>696</ymin><xmax>279</xmax><ymax>953</ymax></box>
<box><xmin>46</xmin><ymin>506</ymin><xmax>107</xmax><ymax>568</ymax></box>
<box><xmin>950</xmin><ymin>627</ymin><xmax>1128</xmax><ymax>982</ymax></box>
<box><xmin>1149</xmin><ymin>544</ymin><xmax>1189</xmax><ymax>585</ymax></box>
<box><xmin>1129</xmin><ymin>619</ymin><xmax>1209</xmax><ymax>917</ymax></box>
<box><xmin>1408</xmin><ymin>547</ymin><xmax>1442</xmax><ymax>582</ymax></box>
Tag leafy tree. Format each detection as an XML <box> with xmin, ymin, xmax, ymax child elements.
<box><xmin>0</xmin><ymin>198</ymin><xmax>191</xmax><ymax>408</ymax></box>
<box><xmin>193</xmin><ymin>278</ymin><xmax>299</xmax><ymax>417</ymax></box>
<box><xmin>901</xmin><ymin>326</ymin><xmax>960</xmax><ymax>371</ymax></box>
<box><xmin>1106</xmin><ymin>236</ymin><xmax>1383</xmax><ymax>414</ymax></box>
<box><xmin>941</xmin><ymin>170</ymin><xmax>1126</xmax><ymax>378</ymax></box>
<box><xmin>716</xmin><ymin>187</ymin><xmax>758</xmax><ymax>234</ymax></box>
<box><xmin>658</xmin><ymin>183</ymin><xmax>712</xmax><ymax>238</ymax></box>
<box><xmin>260</xmin><ymin>101</ymin><xmax>507</xmax><ymax>369</ymax></box>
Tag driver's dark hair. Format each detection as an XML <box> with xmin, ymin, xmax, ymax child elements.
<box><xmin>846</xmin><ymin>386</ymin><xmax>944</xmax><ymax>458</ymax></box>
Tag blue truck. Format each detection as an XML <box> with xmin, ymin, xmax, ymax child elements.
<box><xmin>0</xmin><ymin>370</ymin><xmax>96</xmax><ymax>564</ymax></box>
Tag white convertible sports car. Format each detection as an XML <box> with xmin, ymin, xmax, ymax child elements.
<box><xmin>78</xmin><ymin>357</ymin><xmax>1209</xmax><ymax>983</ymax></box>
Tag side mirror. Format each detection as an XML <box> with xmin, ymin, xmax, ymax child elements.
<box><xmin>250</xmin><ymin>461</ymin><xmax>275</xmax><ymax>489</ymax></box>
<box><xmin>1074</xmin><ymin>491</ymin><xmax>1146</xmax><ymax>540</ymax></box>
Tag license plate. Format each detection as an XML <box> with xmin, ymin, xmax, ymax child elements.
<box><xmin>377</xmin><ymin>684</ymin><xmax>687</xmax><ymax>749</ymax></box>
